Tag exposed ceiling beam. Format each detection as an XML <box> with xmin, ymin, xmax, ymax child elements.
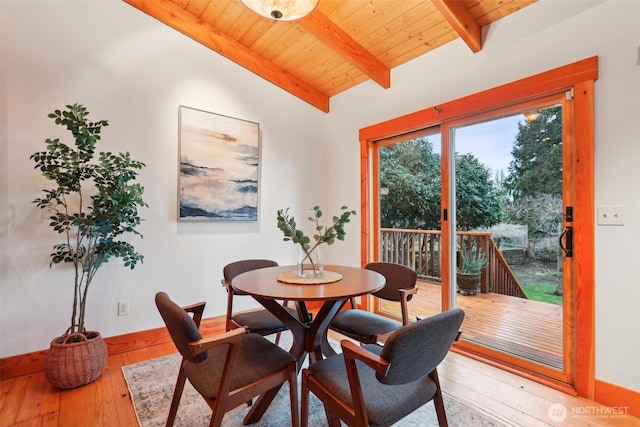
<box><xmin>124</xmin><ymin>0</ymin><xmax>330</xmax><ymax>112</ymax></box>
<box><xmin>432</xmin><ymin>0</ymin><xmax>482</xmax><ymax>53</ymax></box>
<box><xmin>299</xmin><ymin>10</ymin><xmax>391</xmax><ymax>89</ymax></box>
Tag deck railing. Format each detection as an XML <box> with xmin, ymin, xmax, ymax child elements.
<box><xmin>485</xmin><ymin>238</ymin><xmax>527</xmax><ymax>298</ymax></box>
<box><xmin>380</xmin><ymin>228</ymin><xmax>442</xmax><ymax>281</ymax></box>
<box><xmin>380</xmin><ymin>228</ymin><xmax>527</xmax><ymax>298</ymax></box>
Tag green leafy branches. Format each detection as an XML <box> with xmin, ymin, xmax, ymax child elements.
<box><xmin>276</xmin><ymin>205</ymin><xmax>356</xmax><ymax>254</ymax></box>
<box><xmin>30</xmin><ymin>103</ymin><xmax>147</xmax><ymax>334</ymax></box>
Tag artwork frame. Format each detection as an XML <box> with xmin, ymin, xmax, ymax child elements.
<box><xmin>178</xmin><ymin>106</ymin><xmax>260</xmax><ymax>221</ymax></box>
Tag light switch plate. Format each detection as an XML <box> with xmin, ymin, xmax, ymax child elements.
<box><xmin>597</xmin><ymin>206</ymin><xmax>624</xmax><ymax>226</ymax></box>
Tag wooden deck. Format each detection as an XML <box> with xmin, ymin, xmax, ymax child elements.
<box><xmin>379</xmin><ymin>281</ymin><xmax>563</xmax><ymax>368</ymax></box>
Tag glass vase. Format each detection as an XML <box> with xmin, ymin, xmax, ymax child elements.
<box><xmin>297</xmin><ymin>245</ymin><xmax>323</xmax><ymax>278</ymax></box>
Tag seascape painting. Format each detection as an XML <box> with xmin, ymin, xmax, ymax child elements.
<box><xmin>178</xmin><ymin>106</ymin><xmax>259</xmax><ymax>221</ymax></box>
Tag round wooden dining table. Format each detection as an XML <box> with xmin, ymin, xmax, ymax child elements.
<box><xmin>232</xmin><ymin>264</ymin><xmax>385</xmax><ymax>367</ymax></box>
<box><xmin>232</xmin><ymin>264</ymin><xmax>385</xmax><ymax>424</ymax></box>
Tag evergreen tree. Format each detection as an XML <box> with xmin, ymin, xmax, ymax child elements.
<box><xmin>504</xmin><ymin>107</ymin><xmax>563</xmax><ymax>200</ymax></box>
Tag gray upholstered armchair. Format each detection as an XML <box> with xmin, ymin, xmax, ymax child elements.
<box><xmin>302</xmin><ymin>308</ymin><xmax>465</xmax><ymax>427</ymax></box>
<box><xmin>155</xmin><ymin>292</ymin><xmax>299</xmax><ymax>427</ymax></box>
<box><xmin>221</xmin><ymin>259</ymin><xmax>301</xmax><ymax>345</ymax></box>
<box><xmin>329</xmin><ymin>262</ymin><xmax>418</xmax><ymax>346</ymax></box>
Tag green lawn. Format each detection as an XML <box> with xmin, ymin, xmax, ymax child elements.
<box><xmin>524</xmin><ymin>283</ymin><xmax>563</xmax><ymax>305</ymax></box>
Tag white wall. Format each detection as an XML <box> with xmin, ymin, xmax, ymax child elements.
<box><xmin>0</xmin><ymin>0</ymin><xmax>331</xmax><ymax>357</ymax></box>
<box><xmin>327</xmin><ymin>0</ymin><xmax>640</xmax><ymax>392</ymax></box>
<box><xmin>1</xmin><ymin>0</ymin><xmax>638</xmax><ymax>394</ymax></box>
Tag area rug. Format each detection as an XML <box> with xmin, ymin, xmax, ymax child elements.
<box><xmin>122</xmin><ymin>335</ymin><xmax>507</xmax><ymax>426</ymax></box>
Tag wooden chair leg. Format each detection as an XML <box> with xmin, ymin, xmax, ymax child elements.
<box><xmin>301</xmin><ymin>370</ymin><xmax>340</xmax><ymax>427</ymax></box>
<box><xmin>166</xmin><ymin>365</ymin><xmax>187</xmax><ymax>427</ymax></box>
<box><xmin>209</xmin><ymin>402</ymin><xmax>226</xmax><ymax>427</ymax></box>
<box><xmin>243</xmin><ymin>385</ymin><xmax>283</xmax><ymax>425</ymax></box>
<box><xmin>429</xmin><ymin>369</ymin><xmax>448</xmax><ymax>427</ymax></box>
<box><xmin>288</xmin><ymin>364</ymin><xmax>300</xmax><ymax>427</ymax></box>
<box><xmin>301</xmin><ymin>370</ymin><xmax>310</xmax><ymax>427</ymax></box>
<box><xmin>324</xmin><ymin>408</ymin><xmax>342</xmax><ymax>427</ymax></box>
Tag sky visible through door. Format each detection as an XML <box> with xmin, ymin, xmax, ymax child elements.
<box><xmin>452</xmin><ymin>109</ymin><xmax>564</xmax><ymax>369</ymax></box>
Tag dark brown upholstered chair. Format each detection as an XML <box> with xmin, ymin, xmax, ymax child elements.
<box><xmin>222</xmin><ymin>259</ymin><xmax>300</xmax><ymax>345</ymax></box>
<box><xmin>155</xmin><ymin>292</ymin><xmax>299</xmax><ymax>427</ymax></box>
<box><xmin>302</xmin><ymin>308</ymin><xmax>465</xmax><ymax>427</ymax></box>
<box><xmin>329</xmin><ymin>262</ymin><xmax>418</xmax><ymax>345</ymax></box>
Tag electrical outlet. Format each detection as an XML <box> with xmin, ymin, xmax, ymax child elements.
<box><xmin>597</xmin><ymin>205</ymin><xmax>624</xmax><ymax>226</ymax></box>
<box><xmin>118</xmin><ymin>300</ymin><xmax>129</xmax><ymax>316</ymax></box>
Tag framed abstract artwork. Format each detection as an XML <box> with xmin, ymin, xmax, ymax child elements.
<box><xmin>178</xmin><ymin>106</ymin><xmax>260</xmax><ymax>221</ymax></box>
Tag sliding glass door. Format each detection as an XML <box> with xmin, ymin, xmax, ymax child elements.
<box><xmin>445</xmin><ymin>96</ymin><xmax>574</xmax><ymax>383</ymax></box>
<box><xmin>367</xmin><ymin>95</ymin><xmax>580</xmax><ymax>386</ymax></box>
<box><xmin>360</xmin><ymin>59</ymin><xmax>596</xmax><ymax>393</ymax></box>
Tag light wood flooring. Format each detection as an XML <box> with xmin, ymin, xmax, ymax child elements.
<box><xmin>1</xmin><ymin>317</ymin><xmax>637</xmax><ymax>427</ymax></box>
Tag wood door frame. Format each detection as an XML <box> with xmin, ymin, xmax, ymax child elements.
<box><xmin>359</xmin><ymin>57</ymin><xmax>597</xmax><ymax>398</ymax></box>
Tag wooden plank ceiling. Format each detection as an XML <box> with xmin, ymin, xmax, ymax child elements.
<box><xmin>124</xmin><ymin>0</ymin><xmax>537</xmax><ymax>112</ymax></box>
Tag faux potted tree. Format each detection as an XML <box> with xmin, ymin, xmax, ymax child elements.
<box><xmin>456</xmin><ymin>244</ymin><xmax>487</xmax><ymax>295</ymax></box>
<box><xmin>31</xmin><ymin>103</ymin><xmax>147</xmax><ymax>389</ymax></box>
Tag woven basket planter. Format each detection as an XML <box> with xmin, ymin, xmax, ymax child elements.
<box><xmin>44</xmin><ymin>330</ymin><xmax>108</xmax><ymax>389</ymax></box>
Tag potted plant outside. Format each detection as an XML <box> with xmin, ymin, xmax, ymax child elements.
<box><xmin>456</xmin><ymin>244</ymin><xmax>487</xmax><ymax>295</ymax></box>
<box><xmin>31</xmin><ymin>104</ymin><xmax>147</xmax><ymax>389</ymax></box>
<box><xmin>276</xmin><ymin>206</ymin><xmax>356</xmax><ymax>278</ymax></box>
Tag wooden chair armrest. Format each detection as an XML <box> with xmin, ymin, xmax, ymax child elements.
<box><xmin>341</xmin><ymin>339</ymin><xmax>391</xmax><ymax>416</ymax></box>
<box><xmin>341</xmin><ymin>340</ymin><xmax>390</xmax><ymax>377</ymax></box>
<box><xmin>182</xmin><ymin>301</ymin><xmax>206</xmax><ymax>315</ymax></box>
<box><xmin>182</xmin><ymin>301</ymin><xmax>206</xmax><ymax>328</ymax></box>
<box><xmin>398</xmin><ymin>287</ymin><xmax>418</xmax><ymax>325</ymax></box>
<box><xmin>189</xmin><ymin>327</ymin><xmax>246</xmax><ymax>411</ymax></box>
<box><xmin>399</xmin><ymin>286</ymin><xmax>418</xmax><ymax>301</ymax></box>
<box><xmin>189</xmin><ymin>327</ymin><xmax>246</xmax><ymax>356</ymax></box>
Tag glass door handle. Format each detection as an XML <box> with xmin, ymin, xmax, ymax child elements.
<box><xmin>559</xmin><ymin>226</ymin><xmax>573</xmax><ymax>258</ymax></box>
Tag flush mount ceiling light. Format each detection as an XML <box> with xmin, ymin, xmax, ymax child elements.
<box><xmin>240</xmin><ymin>0</ymin><xmax>319</xmax><ymax>21</ymax></box>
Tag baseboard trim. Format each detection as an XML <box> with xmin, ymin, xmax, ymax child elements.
<box><xmin>594</xmin><ymin>379</ymin><xmax>640</xmax><ymax>418</ymax></box>
<box><xmin>0</xmin><ymin>315</ymin><xmax>225</xmax><ymax>380</ymax></box>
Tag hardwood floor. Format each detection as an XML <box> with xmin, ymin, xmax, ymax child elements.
<box><xmin>380</xmin><ymin>280</ymin><xmax>563</xmax><ymax>367</ymax></box>
<box><xmin>1</xmin><ymin>316</ymin><xmax>637</xmax><ymax>427</ymax></box>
